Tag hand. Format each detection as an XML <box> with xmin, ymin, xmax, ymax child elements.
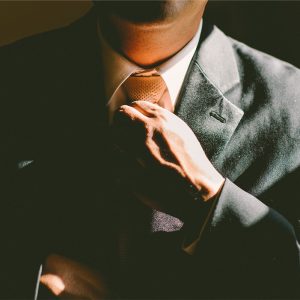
<box><xmin>40</xmin><ymin>254</ymin><xmax>111</xmax><ymax>299</ymax></box>
<box><xmin>113</xmin><ymin>100</ymin><xmax>225</xmax><ymax>220</ymax></box>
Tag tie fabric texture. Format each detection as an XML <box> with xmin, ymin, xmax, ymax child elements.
<box><xmin>123</xmin><ymin>69</ymin><xmax>173</xmax><ymax>111</ymax></box>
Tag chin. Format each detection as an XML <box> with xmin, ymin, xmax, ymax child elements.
<box><xmin>93</xmin><ymin>0</ymin><xmax>191</xmax><ymax>24</ymax></box>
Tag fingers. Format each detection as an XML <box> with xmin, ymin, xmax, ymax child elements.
<box><xmin>132</xmin><ymin>100</ymin><xmax>162</xmax><ymax>117</ymax></box>
<box><xmin>120</xmin><ymin>100</ymin><xmax>163</xmax><ymax>118</ymax></box>
<box><xmin>40</xmin><ymin>254</ymin><xmax>109</xmax><ymax>299</ymax></box>
<box><xmin>119</xmin><ymin>104</ymin><xmax>148</xmax><ymax>123</ymax></box>
<box><xmin>119</xmin><ymin>100</ymin><xmax>168</xmax><ymax>125</ymax></box>
<box><xmin>40</xmin><ymin>274</ymin><xmax>65</xmax><ymax>296</ymax></box>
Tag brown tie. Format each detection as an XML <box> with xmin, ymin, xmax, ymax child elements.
<box><xmin>123</xmin><ymin>69</ymin><xmax>173</xmax><ymax>111</ymax></box>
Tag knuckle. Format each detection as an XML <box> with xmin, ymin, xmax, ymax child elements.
<box><xmin>144</xmin><ymin>122</ymin><xmax>153</xmax><ymax>134</ymax></box>
<box><xmin>156</xmin><ymin>109</ymin><xmax>166</xmax><ymax>120</ymax></box>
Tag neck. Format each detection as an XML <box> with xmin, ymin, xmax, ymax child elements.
<box><xmin>99</xmin><ymin>10</ymin><xmax>203</xmax><ymax>68</ymax></box>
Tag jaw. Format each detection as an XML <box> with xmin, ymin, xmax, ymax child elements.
<box><xmin>98</xmin><ymin>1</ymin><xmax>206</xmax><ymax>67</ymax></box>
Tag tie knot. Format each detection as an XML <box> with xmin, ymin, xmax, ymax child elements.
<box><xmin>123</xmin><ymin>70</ymin><xmax>167</xmax><ymax>104</ymax></box>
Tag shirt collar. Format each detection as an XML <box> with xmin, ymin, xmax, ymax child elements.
<box><xmin>157</xmin><ymin>20</ymin><xmax>202</xmax><ymax>104</ymax></box>
<box><xmin>98</xmin><ymin>20</ymin><xmax>202</xmax><ymax>106</ymax></box>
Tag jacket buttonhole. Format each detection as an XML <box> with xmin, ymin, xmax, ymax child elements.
<box><xmin>209</xmin><ymin>111</ymin><xmax>226</xmax><ymax>123</ymax></box>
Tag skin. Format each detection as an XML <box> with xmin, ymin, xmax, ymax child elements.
<box><xmin>98</xmin><ymin>0</ymin><xmax>208</xmax><ymax>67</ymax></box>
<box><xmin>41</xmin><ymin>1</ymin><xmax>226</xmax><ymax>297</ymax></box>
<box><xmin>40</xmin><ymin>254</ymin><xmax>110</xmax><ymax>299</ymax></box>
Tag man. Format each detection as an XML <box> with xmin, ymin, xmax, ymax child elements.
<box><xmin>0</xmin><ymin>0</ymin><xmax>299</xmax><ymax>298</ymax></box>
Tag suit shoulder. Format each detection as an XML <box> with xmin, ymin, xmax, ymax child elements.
<box><xmin>0</xmin><ymin>8</ymin><xmax>96</xmax><ymax>67</ymax></box>
<box><xmin>0</xmin><ymin>23</ymin><xmax>74</xmax><ymax>128</ymax></box>
<box><xmin>0</xmin><ymin>11</ymin><xmax>94</xmax><ymax>109</ymax></box>
<box><xmin>0</xmin><ymin>9</ymin><xmax>96</xmax><ymax>98</ymax></box>
<box><xmin>0</xmin><ymin>14</ymin><xmax>96</xmax><ymax>155</ymax></box>
<box><xmin>229</xmin><ymin>37</ymin><xmax>300</xmax><ymax>139</ymax></box>
<box><xmin>0</xmin><ymin>22</ymin><xmax>76</xmax><ymax>78</ymax></box>
<box><xmin>230</xmin><ymin>37</ymin><xmax>300</xmax><ymax>96</ymax></box>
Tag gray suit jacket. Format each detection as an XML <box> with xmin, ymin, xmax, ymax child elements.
<box><xmin>0</xmin><ymin>8</ymin><xmax>299</xmax><ymax>299</ymax></box>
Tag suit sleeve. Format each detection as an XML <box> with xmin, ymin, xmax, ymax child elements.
<box><xmin>182</xmin><ymin>178</ymin><xmax>300</xmax><ymax>298</ymax></box>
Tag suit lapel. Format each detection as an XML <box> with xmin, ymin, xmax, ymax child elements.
<box><xmin>176</xmin><ymin>24</ymin><xmax>244</xmax><ymax>168</ymax></box>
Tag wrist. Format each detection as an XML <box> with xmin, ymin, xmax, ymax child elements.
<box><xmin>190</xmin><ymin>172</ymin><xmax>225</xmax><ymax>202</ymax></box>
<box><xmin>181</xmin><ymin>176</ymin><xmax>224</xmax><ymax>223</ymax></box>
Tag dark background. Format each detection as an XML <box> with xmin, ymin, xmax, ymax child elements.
<box><xmin>205</xmin><ymin>1</ymin><xmax>300</xmax><ymax>67</ymax></box>
<box><xmin>0</xmin><ymin>1</ymin><xmax>299</xmax><ymax>67</ymax></box>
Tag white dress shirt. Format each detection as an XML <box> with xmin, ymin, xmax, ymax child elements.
<box><xmin>98</xmin><ymin>20</ymin><xmax>203</xmax><ymax>122</ymax></box>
